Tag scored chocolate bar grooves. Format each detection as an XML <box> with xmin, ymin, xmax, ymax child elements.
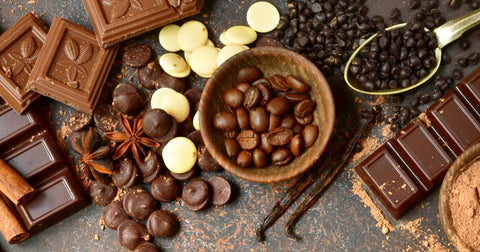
<box><xmin>355</xmin><ymin>67</ymin><xmax>480</xmax><ymax>219</ymax></box>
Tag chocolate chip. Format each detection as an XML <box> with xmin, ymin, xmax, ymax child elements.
<box><xmin>136</xmin><ymin>151</ymin><xmax>162</xmax><ymax>183</ymax></box>
<box><xmin>103</xmin><ymin>201</ymin><xmax>130</xmax><ymax>230</ymax></box>
<box><xmin>122</xmin><ymin>44</ymin><xmax>152</xmax><ymax>68</ymax></box>
<box><xmin>170</xmin><ymin>166</ymin><xmax>196</xmax><ymax>181</ymax></box>
<box><xmin>122</xmin><ymin>189</ymin><xmax>156</xmax><ymax>220</ymax></box>
<box><xmin>150</xmin><ymin>174</ymin><xmax>181</xmax><ymax>202</ymax></box>
<box><xmin>146</xmin><ymin>210</ymin><xmax>179</xmax><ymax>238</ymax></box>
<box><xmin>133</xmin><ymin>242</ymin><xmax>159</xmax><ymax>252</ymax></box>
<box><xmin>157</xmin><ymin>71</ymin><xmax>187</xmax><ymax>93</ymax></box>
<box><xmin>197</xmin><ymin>144</ymin><xmax>222</xmax><ymax>172</ymax></box>
<box><xmin>137</xmin><ymin>62</ymin><xmax>163</xmax><ymax>89</ymax></box>
<box><xmin>112</xmin><ymin>158</ymin><xmax>139</xmax><ymax>188</ymax></box>
<box><xmin>186</xmin><ymin>130</ymin><xmax>203</xmax><ymax>146</ymax></box>
<box><xmin>182</xmin><ymin>178</ymin><xmax>211</xmax><ymax>211</ymax></box>
<box><xmin>117</xmin><ymin>220</ymin><xmax>150</xmax><ymax>250</ymax></box>
<box><xmin>93</xmin><ymin>103</ymin><xmax>120</xmax><ymax>132</ymax></box>
<box><xmin>112</xmin><ymin>82</ymin><xmax>143</xmax><ymax>116</ymax></box>
<box><xmin>206</xmin><ymin>175</ymin><xmax>232</xmax><ymax>206</ymax></box>
<box><xmin>88</xmin><ymin>181</ymin><xmax>117</xmax><ymax>207</ymax></box>
<box><xmin>143</xmin><ymin>109</ymin><xmax>175</xmax><ymax>139</ymax></box>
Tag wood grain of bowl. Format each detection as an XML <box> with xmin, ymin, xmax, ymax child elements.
<box><xmin>199</xmin><ymin>47</ymin><xmax>335</xmax><ymax>183</ymax></box>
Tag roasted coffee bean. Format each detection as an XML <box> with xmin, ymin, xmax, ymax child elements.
<box><xmin>268</xmin><ymin>113</ymin><xmax>281</xmax><ymax>132</ymax></box>
<box><xmin>267</xmin><ymin>127</ymin><xmax>293</xmax><ymax>146</ymax></box>
<box><xmin>224</xmin><ymin>129</ymin><xmax>239</xmax><ymax>139</ymax></box>
<box><xmin>243</xmin><ymin>86</ymin><xmax>262</xmax><ymax>108</ymax></box>
<box><xmin>468</xmin><ymin>52</ymin><xmax>479</xmax><ymax>65</ymax></box>
<box><xmin>284</xmin><ymin>92</ymin><xmax>310</xmax><ymax>103</ymax></box>
<box><xmin>452</xmin><ymin>68</ymin><xmax>463</xmax><ymax>80</ymax></box>
<box><xmin>389</xmin><ymin>7</ymin><xmax>401</xmax><ymax>20</ymax></box>
<box><xmin>458</xmin><ymin>58</ymin><xmax>469</xmax><ymax>68</ymax></box>
<box><xmin>290</xmin><ymin>134</ymin><xmax>303</xmax><ymax>157</ymax></box>
<box><xmin>295</xmin><ymin>113</ymin><xmax>314</xmax><ymax>125</ymax></box>
<box><xmin>236</xmin><ymin>130</ymin><xmax>260</xmax><ymax>150</ymax></box>
<box><xmin>236</xmin><ymin>82</ymin><xmax>251</xmax><ymax>93</ymax></box>
<box><xmin>235</xmin><ymin>107</ymin><xmax>250</xmax><ymax>130</ymax></box>
<box><xmin>252</xmin><ymin>148</ymin><xmax>268</xmax><ymax>168</ymax></box>
<box><xmin>213</xmin><ymin>112</ymin><xmax>237</xmax><ymax>131</ymax></box>
<box><xmin>249</xmin><ymin>107</ymin><xmax>269</xmax><ymax>133</ymax></box>
<box><xmin>280</xmin><ymin>114</ymin><xmax>296</xmax><ymax>129</ymax></box>
<box><xmin>269</xmin><ymin>74</ymin><xmax>290</xmax><ymax>92</ymax></box>
<box><xmin>459</xmin><ymin>39</ymin><xmax>471</xmax><ymax>50</ymax></box>
<box><xmin>237</xmin><ymin>150</ymin><xmax>252</xmax><ymax>168</ymax></box>
<box><xmin>255</xmin><ymin>81</ymin><xmax>273</xmax><ymax>106</ymax></box>
<box><xmin>260</xmin><ymin>133</ymin><xmax>274</xmax><ymax>154</ymax></box>
<box><xmin>294</xmin><ymin>99</ymin><xmax>315</xmax><ymax>118</ymax></box>
<box><xmin>302</xmin><ymin>125</ymin><xmax>319</xmax><ymax>148</ymax></box>
<box><xmin>237</xmin><ymin>66</ymin><xmax>262</xmax><ymax>83</ymax></box>
<box><xmin>285</xmin><ymin>75</ymin><xmax>310</xmax><ymax>92</ymax></box>
<box><xmin>271</xmin><ymin>148</ymin><xmax>293</xmax><ymax>166</ymax></box>
<box><xmin>224</xmin><ymin>138</ymin><xmax>241</xmax><ymax>158</ymax></box>
<box><xmin>223</xmin><ymin>88</ymin><xmax>244</xmax><ymax>108</ymax></box>
<box><xmin>266</xmin><ymin>97</ymin><xmax>289</xmax><ymax>116</ymax></box>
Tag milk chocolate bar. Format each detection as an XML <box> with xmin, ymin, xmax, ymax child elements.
<box><xmin>27</xmin><ymin>17</ymin><xmax>118</xmax><ymax>113</ymax></box>
<box><xmin>0</xmin><ymin>100</ymin><xmax>88</xmax><ymax>235</ymax></box>
<box><xmin>0</xmin><ymin>13</ymin><xmax>47</xmax><ymax>114</ymax></box>
<box><xmin>82</xmin><ymin>0</ymin><xmax>204</xmax><ymax>47</ymax></box>
<box><xmin>355</xmin><ymin>68</ymin><xmax>480</xmax><ymax>219</ymax></box>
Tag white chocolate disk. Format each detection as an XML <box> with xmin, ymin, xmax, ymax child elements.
<box><xmin>247</xmin><ymin>1</ymin><xmax>280</xmax><ymax>33</ymax></box>
<box><xmin>184</xmin><ymin>51</ymin><xmax>192</xmax><ymax>64</ymax></box>
<box><xmin>189</xmin><ymin>45</ymin><xmax>219</xmax><ymax>77</ymax></box>
<box><xmin>159</xmin><ymin>53</ymin><xmax>188</xmax><ymax>73</ymax></box>
<box><xmin>219</xmin><ymin>32</ymin><xmax>234</xmax><ymax>46</ymax></box>
<box><xmin>159</xmin><ymin>91</ymin><xmax>190</xmax><ymax>122</ymax></box>
<box><xmin>177</xmin><ymin>21</ymin><xmax>209</xmax><ymax>52</ymax></box>
<box><xmin>193</xmin><ymin>111</ymin><xmax>200</xmax><ymax>131</ymax></box>
<box><xmin>217</xmin><ymin>44</ymin><xmax>249</xmax><ymax>66</ymax></box>
<box><xmin>224</xmin><ymin>25</ymin><xmax>257</xmax><ymax>45</ymax></box>
<box><xmin>159</xmin><ymin>24</ymin><xmax>181</xmax><ymax>52</ymax></box>
<box><xmin>162</xmin><ymin>137</ymin><xmax>197</xmax><ymax>174</ymax></box>
<box><xmin>206</xmin><ymin>39</ymin><xmax>215</xmax><ymax>47</ymax></box>
<box><xmin>151</xmin><ymin>87</ymin><xmax>177</xmax><ymax>109</ymax></box>
<box><xmin>167</xmin><ymin>66</ymin><xmax>191</xmax><ymax>78</ymax></box>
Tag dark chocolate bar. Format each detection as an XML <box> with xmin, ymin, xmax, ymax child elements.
<box><xmin>27</xmin><ymin>17</ymin><xmax>118</xmax><ymax>113</ymax></box>
<box><xmin>82</xmin><ymin>0</ymin><xmax>204</xmax><ymax>47</ymax></box>
<box><xmin>0</xmin><ymin>101</ymin><xmax>88</xmax><ymax>235</ymax></box>
<box><xmin>355</xmin><ymin>68</ymin><xmax>480</xmax><ymax>219</ymax></box>
<box><xmin>0</xmin><ymin>13</ymin><xmax>47</xmax><ymax>114</ymax></box>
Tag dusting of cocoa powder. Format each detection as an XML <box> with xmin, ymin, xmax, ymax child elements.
<box><xmin>449</xmin><ymin>157</ymin><xmax>480</xmax><ymax>251</ymax></box>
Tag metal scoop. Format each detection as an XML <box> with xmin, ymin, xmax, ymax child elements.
<box><xmin>344</xmin><ymin>9</ymin><xmax>480</xmax><ymax>95</ymax></box>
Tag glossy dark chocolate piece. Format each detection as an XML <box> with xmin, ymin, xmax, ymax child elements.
<box><xmin>0</xmin><ymin>13</ymin><xmax>46</xmax><ymax>114</ymax></box>
<box><xmin>356</xmin><ymin>67</ymin><xmax>480</xmax><ymax>219</ymax></box>
<box><xmin>82</xmin><ymin>0</ymin><xmax>204</xmax><ymax>47</ymax></box>
<box><xmin>28</xmin><ymin>17</ymin><xmax>118</xmax><ymax>113</ymax></box>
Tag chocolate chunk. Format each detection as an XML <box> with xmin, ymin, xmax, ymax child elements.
<box><xmin>150</xmin><ymin>175</ymin><xmax>181</xmax><ymax>203</ymax></box>
<box><xmin>170</xmin><ymin>166</ymin><xmax>196</xmax><ymax>181</ymax></box>
<box><xmin>112</xmin><ymin>158</ymin><xmax>139</xmax><ymax>188</ymax></box>
<box><xmin>103</xmin><ymin>201</ymin><xmax>130</xmax><ymax>230</ymax></box>
<box><xmin>137</xmin><ymin>62</ymin><xmax>163</xmax><ymax>90</ymax></box>
<box><xmin>88</xmin><ymin>181</ymin><xmax>117</xmax><ymax>206</ymax></box>
<box><xmin>197</xmin><ymin>144</ymin><xmax>222</xmax><ymax>172</ymax></box>
<box><xmin>112</xmin><ymin>82</ymin><xmax>144</xmax><ymax>116</ymax></box>
<box><xmin>69</xmin><ymin>110</ymin><xmax>92</xmax><ymax>132</ymax></box>
<box><xmin>146</xmin><ymin>210</ymin><xmax>179</xmax><ymax>237</ymax></box>
<box><xmin>93</xmin><ymin>103</ymin><xmax>120</xmax><ymax>132</ymax></box>
<box><xmin>186</xmin><ymin>130</ymin><xmax>204</xmax><ymax>146</ymax></box>
<box><xmin>123</xmin><ymin>44</ymin><xmax>152</xmax><ymax>68</ymax></box>
<box><xmin>136</xmin><ymin>151</ymin><xmax>162</xmax><ymax>183</ymax></box>
<box><xmin>122</xmin><ymin>189</ymin><xmax>156</xmax><ymax>220</ymax></box>
<box><xmin>157</xmin><ymin>71</ymin><xmax>187</xmax><ymax>93</ymax></box>
<box><xmin>182</xmin><ymin>178</ymin><xmax>211</xmax><ymax>211</ymax></box>
<box><xmin>183</xmin><ymin>88</ymin><xmax>202</xmax><ymax>111</ymax></box>
<box><xmin>206</xmin><ymin>176</ymin><xmax>232</xmax><ymax>206</ymax></box>
<box><xmin>117</xmin><ymin>220</ymin><xmax>150</xmax><ymax>250</ymax></box>
<box><xmin>142</xmin><ymin>109</ymin><xmax>175</xmax><ymax>139</ymax></box>
<box><xmin>133</xmin><ymin>242</ymin><xmax>160</xmax><ymax>252</ymax></box>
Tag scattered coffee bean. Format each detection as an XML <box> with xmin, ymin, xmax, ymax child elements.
<box><xmin>452</xmin><ymin>68</ymin><xmax>463</xmax><ymax>80</ymax></box>
<box><xmin>458</xmin><ymin>58</ymin><xmax>469</xmax><ymax>68</ymax></box>
<box><xmin>448</xmin><ymin>0</ymin><xmax>462</xmax><ymax>8</ymax></box>
<box><xmin>468</xmin><ymin>52</ymin><xmax>479</xmax><ymax>65</ymax></box>
<box><xmin>459</xmin><ymin>39</ymin><xmax>471</xmax><ymax>50</ymax></box>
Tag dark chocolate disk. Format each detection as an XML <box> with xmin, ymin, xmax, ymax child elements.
<box><xmin>117</xmin><ymin>219</ymin><xmax>150</xmax><ymax>250</ymax></box>
<box><xmin>255</xmin><ymin>36</ymin><xmax>285</xmax><ymax>48</ymax></box>
<box><xmin>133</xmin><ymin>242</ymin><xmax>160</xmax><ymax>252</ymax></box>
<box><xmin>123</xmin><ymin>189</ymin><xmax>156</xmax><ymax>220</ymax></box>
<box><xmin>69</xmin><ymin>110</ymin><xmax>92</xmax><ymax>132</ymax></box>
<box><xmin>176</xmin><ymin>116</ymin><xmax>194</xmax><ymax>137</ymax></box>
<box><xmin>186</xmin><ymin>130</ymin><xmax>203</xmax><ymax>146</ymax></box>
<box><xmin>112</xmin><ymin>82</ymin><xmax>143</xmax><ymax>116</ymax></box>
<box><xmin>67</xmin><ymin>130</ymin><xmax>84</xmax><ymax>151</ymax></box>
<box><xmin>182</xmin><ymin>178</ymin><xmax>211</xmax><ymax>211</ymax></box>
<box><xmin>103</xmin><ymin>201</ymin><xmax>130</xmax><ymax>229</ymax></box>
<box><xmin>122</xmin><ymin>44</ymin><xmax>152</xmax><ymax>68</ymax></box>
<box><xmin>93</xmin><ymin>103</ymin><xmax>120</xmax><ymax>132</ymax></box>
<box><xmin>142</xmin><ymin>109</ymin><xmax>174</xmax><ymax>139</ymax></box>
<box><xmin>150</xmin><ymin>175</ymin><xmax>181</xmax><ymax>202</ymax></box>
<box><xmin>137</xmin><ymin>62</ymin><xmax>163</xmax><ymax>90</ymax></box>
<box><xmin>157</xmin><ymin>71</ymin><xmax>187</xmax><ymax>93</ymax></box>
<box><xmin>136</xmin><ymin>151</ymin><xmax>162</xmax><ymax>183</ymax></box>
<box><xmin>183</xmin><ymin>88</ymin><xmax>202</xmax><ymax>111</ymax></box>
<box><xmin>88</xmin><ymin>181</ymin><xmax>117</xmax><ymax>206</ymax></box>
<box><xmin>170</xmin><ymin>165</ymin><xmax>196</xmax><ymax>181</ymax></box>
<box><xmin>112</xmin><ymin>158</ymin><xmax>139</xmax><ymax>188</ymax></box>
<box><xmin>197</xmin><ymin>144</ymin><xmax>222</xmax><ymax>172</ymax></box>
<box><xmin>146</xmin><ymin>210</ymin><xmax>179</xmax><ymax>238</ymax></box>
<box><xmin>207</xmin><ymin>176</ymin><xmax>232</xmax><ymax>206</ymax></box>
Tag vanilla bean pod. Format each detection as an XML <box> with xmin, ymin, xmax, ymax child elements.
<box><xmin>284</xmin><ymin>111</ymin><xmax>374</xmax><ymax>241</ymax></box>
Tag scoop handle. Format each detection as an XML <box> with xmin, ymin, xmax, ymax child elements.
<box><xmin>435</xmin><ymin>8</ymin><xmax>480</xmax><ymax>49</ymax></box>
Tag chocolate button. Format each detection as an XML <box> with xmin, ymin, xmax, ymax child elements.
<box><xmin>117</xmin><ymin>220</ymin><xmax>150</xmax><ymax>250</ymax></box>
<box><xmin>93</xmin><ymin>103</ymin><xmax>120</xmax><ymax>132</ymax></box>
<box><xmin>112</xmin><ymin>158</ymin><xmax>139</xmax><ymax>188</ymax></box>
<box><xmin>150</xmin><ymin>174</ymin><xmax>181</xmax><ymax>202</ymax></box>
<box><xmin>207</xmin><ymin>175</ymin><xmax>232</xmax><ymax>206</ymax></box>
<box><xmin>157</xmin><ymin>71</ymin><xmax>187</xmax><ymax>93</ymax></box>
<box><xmin>103</xmin><ymin>201</ymin><xmax>130</xmax><ymax>230</ymax></box>
<box><xmin>137</xmin><ymin>62</ymin><xmax>163</xmax><ymax>90</ymax></box>
<box><xmin>136</xmin><ymin>151</ymin><xmax>162</xmax><ymax>183</ymax></box>
<box><xmin>182</xmin><ymin>178</ymin><xmax>211</xmax><ymax>211</ymax></box>
<box><xmin>143</xmin><ymin>109</ymin><xmax>174</xmax><ymax>139</ymax></box>
<box><xmin>170</xmin><ymin>166</ymin><xmax>196</xmax><ymax>181</ymax></box>
<box><xmin>122</xmin><ymin>44</ymin><xmax>152</xmax><ymax>68</ymax></box>
<box><xmin>133</xmin><ymin>242</ymin><xmax>159</xmax><ymax>252</ymax></box>
<box><xmin>122</xmin><ymin>189</ymin><xmax>156</xmax><ymax>220</ymax></box>
<box><xmin>197</xmin><ymin>144</ymin><xmax>222</xmax><ymax>172</ymax></box>
<box><xmin>146</xmin><ymin>210</ymin><xmax>179</xmax><ymax>237</ymax></box>
<box><xmin>68</xmin><ymin>110</ymin><xmax>92</xmax><ymax>132</ymax></box>
<box><xmin>88</xmin><ymin>181</ymin><xmax>117</xmax><ymax>207</ymax></box>
<box><xmin>112</xmin><ymin>82</ymin><xmax>143</xmax><ymax>116</ymax></box>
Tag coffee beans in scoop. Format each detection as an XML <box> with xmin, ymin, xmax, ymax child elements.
<box><xmin>349</xmin><ymin>22</ymin><xmax>438</xmax><ymax>91</ymax></box>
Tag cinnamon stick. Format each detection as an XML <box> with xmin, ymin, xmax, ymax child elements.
<box><xmin>0</xmin><ymin>159</ymin><xmax>36</xmax><ymax>206</ymax></box>
<box><xmin>0</xmin><ymin>193</ymin><xmax>29</xmax><ymax>244</ymax></box>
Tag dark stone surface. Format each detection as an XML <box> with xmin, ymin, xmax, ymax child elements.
<box><xmin>0</xmin><ymin>0</ymin><xmax>479</xmax><ymax>251</ymax></box>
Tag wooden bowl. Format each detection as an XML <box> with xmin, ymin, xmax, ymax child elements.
<box><xmin>439</xmin><ymin>142</ymin><xmax>480</xmax><ymax>251</ymax></box>
<box><xmin>199</xmin><ymin>47</ymin><xmax>335</xmax><ymax>183</ymax></box>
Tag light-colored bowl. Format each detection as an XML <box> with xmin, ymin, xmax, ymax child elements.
<box><xmin>439</xmin><ymin>142</ymin><xmax>480</xmax><ymax>252</ymax></box>
<box><xmin>199</xmin><ymin>47</ymin><xmax>335</xmax><ymax>183</ymax></box>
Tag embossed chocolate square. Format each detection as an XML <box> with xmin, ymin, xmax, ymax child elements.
<box><xmin>27</xmin><ymin>17</ymin><xmax>118</xmax><ymax>112</ymax></box>
<box><xmin>82</xmin><ymin>0</ymin><xmax>204</xmax><ymax>47</ymax></box>
<box><xmin>0</xmin><ymin>13</ymin><xmax>47</xmax><ymax>114</ymax></box>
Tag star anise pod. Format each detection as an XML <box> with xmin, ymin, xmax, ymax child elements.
<box><xmin>70</xmin><ymin>128</ymin><xmax>114</xmax><ymax>184</ymax></box>
<box><xmin>105</xmin><ymin>114</ymin><xmax>160</xmax><ymax>163</ymax></box>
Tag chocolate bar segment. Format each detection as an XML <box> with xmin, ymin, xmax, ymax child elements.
<box><xmin>0</xmin><ymin>101</ymin><xmax>43</xmax><ymax>149</ymax></box>
<box><xmin>82</xmin><ymin>0</ymin><xmax>204</xmax><ymax>47</ymax></box>
<box><xmin>28</xmin><ymin>17</ymin><xmax>118</xmax><ymax>112</ymax></box>
<box><xmin>356</xmin><ymin>67</ymin><xmax>480</xmax><ymax>219</ymax></box>
<box><xmin>0</xmin><ymin>13</ymin><xmax>47</xmax><ymax>114</ymax></box>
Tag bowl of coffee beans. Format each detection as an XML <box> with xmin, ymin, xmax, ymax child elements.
<box><xmin>199</xmin><ymin>47</ymin><xmax>335</xmax><ymax>183</ymax></box>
